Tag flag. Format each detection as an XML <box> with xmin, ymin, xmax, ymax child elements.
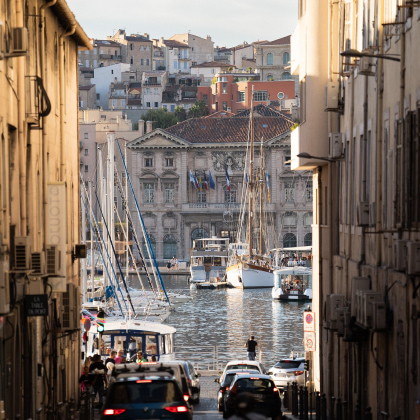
<box><xmin>189</xmin><ymin>170</ymin><xmax>197</xmax><ymax>189</ymax></box>
<box><xmin>266</xmin><ymin>171</ymin><xmax>271</xmax><ymax>203</ymax></box>
<box><xmin>204</xmin><ymin>171</ymin><xmax>208</xmax><ymax>190</ymax></box>
<box><xmin>198</xmin><ymin>174</ymin><xmax>202</xmax><ymax>191</ymax></box>
<box><xmin>245</xmin><ymin>173</ymin><xmax>248</xmax><ymax>185</ymax></box>
<box><xmin>209</xmin><ymin>170</ymin><xmax>216</xmax><ymax>189</ymax></box>
<box><xmin>225</xmin><ymin>167</ymin><xmax>231</xmax><ymax>193</ymax></box>
<box><xmin>194</xmin><ymin>170</ymin><xmax>199</xmax><ymax>190</ymax></box>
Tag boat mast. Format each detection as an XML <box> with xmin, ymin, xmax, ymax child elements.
<box><xmin>259</xmin><ymin>141</ymin><xmax>263</xmax><ymax>254</ymax></box>
<box><xmin>248</xmin><ymin>86</ymin><xmax>254</xmax><ymax>259</ymax></box>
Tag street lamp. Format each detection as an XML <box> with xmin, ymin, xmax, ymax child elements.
<box><xmin>296</xmin><ymin>152</ymin><xmax>337</xmax><ymax>163</ymax></box>
<box><xmin>340</xmin><ymin>48</ymin><xmax>400</xmax><ymax>62</ymax></box>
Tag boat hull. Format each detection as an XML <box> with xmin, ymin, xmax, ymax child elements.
<box><xmin>190</xmin><ymin>266</ymin><xmax>225</xmax><ymax>283</ymax></box>
<box><xmin>226</xmin><ymin>263</ymin><xmax>273</xmax><ymax>288</ymax></box>
<box><xmin>272</xmin><ymin>287</ymin><xmax>312</xmax><ymax>301</ymax></box>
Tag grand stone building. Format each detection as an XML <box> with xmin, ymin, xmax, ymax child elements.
<box><xmin>127</xmin><ymin>105</ymin><xmax>313</xmax><ymax>263</ymax></box>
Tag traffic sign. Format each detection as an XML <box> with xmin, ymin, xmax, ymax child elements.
<box><xmin>303</xmin><ymin>311</ymin><xmax>315</xmax><ymax>332</ymax></box>
<box><xmin>304</xmin><ymin>331</ymin><xmax>316</xmax><ymax>351</ymax></box>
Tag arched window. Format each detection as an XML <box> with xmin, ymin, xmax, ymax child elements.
<box><xmin>267</xmin><ymin>53</ymin><xmax>273</xmax><ymax>65</ymax></box>
<box><xmin>163</xmin><ymin>234</ymin><xmax>177</xmax><ymax>260</ymax></box>
<box><xmin>191</xmin><ymin>228</ymin><xmax>209</xmax><ymax>248</ymax></box>
<box><xmin>142</xmin><ymin>234</ymin><xmax>157</xmax><ymax>257</ymax></box>
<box><xmin>281</xmin><ymin>72</ymin><xmax>292</xmax><ymax>80</ymax></box>
<box><xmin>304</xmin><ymin>233</ymin><xmax>312</xmax><ymax>246</ymax></box>
<box><xmin>283</xmin><ymin>52</ymin><xmax>290</xmax><ymax>65</ymax></box>
<box><xmin>283</xmin><ymin>233</ymin><xmax>297</xmax><ymax>248</ymax></box>
<box><xmin>224</xmin><ymin>184</ymin><xmax>237</xmax><ymax>203</ymax></box>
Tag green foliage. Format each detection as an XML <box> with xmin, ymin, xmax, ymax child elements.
<box><xmin>175</xmin><ymin>106</ymin><xmax>187</xmax><ymax>122</ymax></box>
<box><xmin>233</xmin><ymin>77</ymin><xmax>238</xmax><ymax>82</ymax></box>
<box><xmin>291</xmin><ymin>122</ymin><xmax>300</xmax><ymax>131</ymax></box>
<box><xmin>142</xmin><ymin>108</ymin><xmax>177</xmax><ymax>129</ymax></box>
<box><xmin>211</xmin><ymin>77</ymin><xmax>217</xmax><ymax>84</ymax></box>
<box><xmin>189</xmin><ymin>100</ymin><xmax>209</xmax><ymax>118</ymax></box>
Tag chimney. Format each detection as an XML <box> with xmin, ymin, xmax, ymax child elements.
<box><xmin>146</xmin><ymin>121</ymin><xmax>153</xmax><ymax>133</ymax></box>
<box><xmin>144</xmin><ymin>33</ymin><xmax>149</xmax><ymax>40</ymax></box>
<box><xmin>138</xmin><ymin>120</ymin><xmax>144</xmax><ymax>136</ymax></box>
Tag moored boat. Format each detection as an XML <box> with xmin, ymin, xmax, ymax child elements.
<box><xmin>271</xmin><ymin>265</ymin><xmax>312</xmax><ymax>301</ymax></box>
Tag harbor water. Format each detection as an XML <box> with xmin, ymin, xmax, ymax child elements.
<box><xmin>130</xmin><ymin>274</ymin><xmax>307</xmax><ymax>371</ymax></box>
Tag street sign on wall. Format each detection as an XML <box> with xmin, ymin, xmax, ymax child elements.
<box><xmin>303</xmin><ymin>311</ymin><xmax>315</xmax><ymax>332</ymax></box>
<box><xmin>303</xmin><ymin>331</ymin><xmax>316</xmax><ymax>352</ymax></box>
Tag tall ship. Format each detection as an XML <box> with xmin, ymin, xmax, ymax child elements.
<box><xmin>226</xmin><ymin>87</ymin><xmax>274</xmax><ymax>289</ymax></box>
<box><xmin>189</xmin><ymin>236</ymin><xmax>229</xmax><ymax>283</ymax></box>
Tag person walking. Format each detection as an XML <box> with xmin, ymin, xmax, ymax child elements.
<box><xmin>89</xmin><ymin>354</ymin><xmax>108</xmax><ymax>406</ymax></box>
<box><xmin>244</xmin><ymin>336</ymin><xmax>258</xmax><ymax>361</ymax></box>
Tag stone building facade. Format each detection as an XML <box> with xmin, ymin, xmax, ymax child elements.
<box><xmin>0</xmin><ymin>0</ymin><xmax>91</xmax><ymax>418</ymax></box>
<box><xmin>127</xmin><ymin>106</ymin><xmax>312</xmax><ymax>264</ymax></box>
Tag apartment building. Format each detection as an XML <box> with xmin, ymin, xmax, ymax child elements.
<box><xmin>78</xmin><ymin>39</ymin><xmax>122</xmax><ymax>68</ymax></box>
<box><xmin>291</xmin><ymin>0</ymin><xmax>420</xmax><ymax>418</ymax></box>
<box><xmin>0</xmin><ymin>1</ymin><xmax>91</xmax><ymax>418</ymax></box>
<box><xmin>169</xmin><ymin>33</ymin><xmax>214</xmax><ymax>66</ymax></box>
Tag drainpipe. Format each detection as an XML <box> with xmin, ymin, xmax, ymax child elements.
<box><xmin>317</xmin><ymin>166</ymin><xmax>324</xmax><ymax>392</ymax></box>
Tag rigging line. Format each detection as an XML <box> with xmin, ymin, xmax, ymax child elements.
<box><xmin>80</xmin><ymin>187</ymin><xmax>125</xmax><ymax>315</ymax></box>
<box><xmin>116</xmin><ymin>138</ymin><xmax>171</xmax><ymax>305</ymax></box>
<box><xmin>113</xmin><ymin>168</ymin><xmax>159</xmax><ymax>298</ymax></box>
<box><xmin>94</xmin><ymin>188</ymin><xmax>137</xmax><ymax>315</ymax></box>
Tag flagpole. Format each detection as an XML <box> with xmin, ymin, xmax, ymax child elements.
<box><xmin>248</xmin><ymin>86</ymin><xmax>254</xmax><ymax>259</ymax></box>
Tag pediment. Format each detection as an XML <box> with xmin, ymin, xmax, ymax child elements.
<box><xmin>265</xmin><ymin>132</ymin><xmax>290</xmax><ymax>148</ymax></box>
<box><xmin>127</xmin><ymin>128</ymin><xmax>190</xmax><ymax>150</ymax></box>
<box><xmin>139</xmin><ymin>171</ymin><xmax>159</xmax><ymax>179</ymax></box>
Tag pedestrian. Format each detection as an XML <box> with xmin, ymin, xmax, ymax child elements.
<box><xmin>244</xmin><ymin>335</ymin><xmax>258</xmax><ymax>361</ymax></box>
<box><xmin>128</xmin><ymin>337</ymin><xmax>137</xmax><ymax>357</ymax></box>
<box><xmin>79</xmin><ymin>365</ymin><xmax>93</xmax><ymax>393</ymax></box>
<box><xmin>89</xmin><ymin>354</ymin><xmax>108</xmax><ymax>406</ymax></box>
<box><xmin>105</xmin><ymin>350</ymin><xmax>116</xmax><ymax>367</ymax></box>
<box><xmin>151</xmin><ymin>355</ymin><xmax>157</xmax><ymax>362</ymax></box>
<box><xmin>167</xmin><ymin>260</ymin><xmax>171</xmax><ymax>271</ymax></box>
<box><xmin>115</xmin><ymin>349</ymin><xmax>124</xmax><ymax>364</ymax></box>
<box><xmin>136</xmin><ymin>351</ymin><xmax>147</xmax><ymax>363</ymax></box>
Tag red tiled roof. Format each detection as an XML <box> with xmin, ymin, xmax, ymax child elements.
<box><xmin>205</xmin><ymin>111</ymin><xmax>236</xmax><ymax>118</ymax></box>
<box><xmin>164</xmin><ymin>115</ymin><xmax>292</xmax><ymax>144</ymax></box>
<box><xmin>261</xmin><ymin>36</ymin><xmax>291</xmax><ymax>46</ymax></box>
<box><xmin>126</xmin><ymin>35</ymin><xmax>151</xmax><ymax>43</ymax></box>
<box><xmin>234</xmin><ymin>104</ymin><xmax>293</xmax><ymax>121</ymax></box>
<box><xmin>93</xmin><ymin>40</ymin><xmax>121</xmax><ymax>47</ymax></box>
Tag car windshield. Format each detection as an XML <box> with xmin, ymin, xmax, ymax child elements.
<box><xmin>108</xmin><ymin>380</ymin><xmax>182</xmax><ymax>403</ymax></box>
<box><xmin>227</xmin><ymin>364</ymin><xmax>260</xmax><ymax>371</ymax></box>
<box><xmin>234</xmin><ymin>378</ymin><xmax>276</xmax><ymax>394</ymax></box>
<box><xmin>222</xmin><ymin>373</ymin><xmax>238</xmax><ymax>386</ymax></box>
<box><xmin>273</xmin><ymin>360</ymin><xmax>302</xmax><ymax>369</ymax></box>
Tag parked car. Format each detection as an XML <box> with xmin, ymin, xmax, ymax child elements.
<box><xmin>101</xmin><ymin>371</ymin><xmax>192</xmax><ymax>420</ymax></box>
<box><xmin>176</xmin><ymin>361</ymin><xmax>201</xmax><ymax>404</ymax></box>
<box><xmin>267</xmin><ymin>357</ymin><xmax>306</xmax><ymax>390</ymax></box>
<box><xmin>220</xmin><ymin>360</ymin><xmax>266</xmax><ymax>378</ymax></box>
<box><xmin>222</xmin><ymin>373</ymin><xmax>282</xmax><ymax>420</ymax></box>
<box><xmin>216</xmin><ymin>369</ymin><xmax>254</xmax><ymax>412</ymax></box>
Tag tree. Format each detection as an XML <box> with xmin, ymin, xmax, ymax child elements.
<box><xmin>189</xmin><ymin>100</ymin><xmax>209</xmax><ymax>118</ymax></box>
<box><xmin>142</xmin><ymin>108</ymin><xmax>177</xmax><ymax>129</ymax></box>
<box><xmin>175</xmin><ymin>106</ymin><xmax>187</xmax><ymax>122</ymax></box>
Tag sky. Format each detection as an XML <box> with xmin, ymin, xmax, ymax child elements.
<box><xmin>67</xmin><ymin>0</ymin><xmax>298</xmax><ymax>48</ymax></box>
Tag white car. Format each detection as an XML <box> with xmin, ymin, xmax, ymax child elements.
<box><xmin>219</xmin><ymin>360</ymin><xmax>266</xmax><ymax>379</ymax></box>
<box><xmin>267</xmin><ymin>357</ymin><xmax>306</xmax><ymax>390</ymax></box>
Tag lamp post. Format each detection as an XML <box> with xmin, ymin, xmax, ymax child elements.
<box><xmin>340</xmin><ymin>48</ymin><xmax>400</xmax><ymax>62</ymax></box>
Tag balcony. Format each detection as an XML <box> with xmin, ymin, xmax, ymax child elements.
<box><xmin>180</xmin><ymin>202</ymin><xmax>276</xmax><ymax>213</ymax></box>
<box><xmin>154</xmin><ymin>51</ymin><xmax>164</xmax><ymax>57</ymax></box>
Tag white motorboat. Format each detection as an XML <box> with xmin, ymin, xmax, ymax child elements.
<box><xmin>189</xmin><ymin>236</ymin><xmax>229</xmax><ymax>283</ymax></box>
<box><xmin>271</xmin><ymin>265</ymin><xmax>312</xmax><ymax>301</ymax></box>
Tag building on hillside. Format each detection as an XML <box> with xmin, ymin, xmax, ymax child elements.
<box><xmin>0</xmin><ymin>1</ymin><xmax>91</xmax><ymax>418</ymax></box>
<box><xmin>78</xmin><ymin>39</ymin><xmax>123</xmax><ymax>68</ymax></box>
<box><xmin>169</xmin><ymin>33</ymin><xmax>214</xmax><ymax>66</ymax></box>
<box><xmin>126</xmin><ymin>106</ymin><xmax>312</xmax><ymax>264</ymax></box>
<box><xmin>214</xmin><ymin>47</ymin><xmax>234</xmax><ymax>64</ymax></box>
<box><xmin>190</xmin><ymin>61</ymin><xmax>233</xmax><ymax>83</ymax></box>
<box><xmin>141</xmin><ymin>71</ymin><xmax>168</xmax><ymax>109</ymax></box>
<box><xmin>109</xmin><ymin>30</ymin><xmax>153</xmax><ymax>72</ymax></box>
<box><xmin>91</xmin><ymin>63</ymin><xmax>131</xmax><ymax>109</ymax></box>
<box><xmin>291</xmin><ymin>0</ymin><xmax>420</xmax><ymax>419</ymax></box>
<box><xmin>197</xmin><ymin>72</ymin><xmax>296</xmax><ymax>114</ymax></box>
<box><xmin>154</xmin><ymin>39</ymin><xmax>192</xmax><ymax>75</ymax></box>
<box><xmin>79</xmin><ymin>84</ymin><xmax>97</xmax><ymax>109</ymax></box>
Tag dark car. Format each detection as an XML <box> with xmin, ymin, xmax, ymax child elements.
<box><xmin>223</xmin><ymin>373</ymin><xmax>282</xmax><ymax>420</ymax></box>
<box><xmin>101</xmin><ymin>373</ymin><xmax>192</xmax><ymax>420</ymax></box>
<box><xmin>176</xmin><ymin>361</ymin><xmax>201</xmax><ymax>404</ymax></box>
<box><xmin>216</xmin><ymin>369</ymin><xmax>254</xmax><ymax>412</ymax></box>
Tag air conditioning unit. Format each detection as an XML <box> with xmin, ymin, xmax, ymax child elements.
<box><xmin>325</xmin><ymin>81</ymin><xmax>339</xmax><ymax>111</ymax></box>
<box><xmin>336</xmin><ymin>307</ymin><xmax>350</xmax><ymax>336</ymax></box>
<box><xmin>395</xmin><ymin>240</ymin><xmax>408</xmax><ymax>271</ymax></box>
<box><xmin>329</xmin><ymin>132</ymin><xmax>343</xmax><ymax>158</ymax></box>
<box><xmin>46</xmin><ymin>245</ymin><xmax>60</xmax><ymax>275</ymax></box>
<box><xmin>355</xmin><ymin>289</ymin><xmax>364</xmax><ymax>324</ymax></box>
<box><xmin>14</xmin><ymin>236</ymin><xmax>31</xmax><ymax>270</ymax></box>
<box><xmin>10</xmin><ymin>27</ymin><xmax>29</xmax><ymax>55</ymax></box>
<box><xmin>371</xmin><ymin>301</ymin><xmax>387</xmax><ymax>331</ymax></box>
<box><xmin>357</xmin><ymin>202</ymin><xmax>370</xmax><ymax>226</ymax></box>
<box><xmin>326</xmin><ymin>294</ymin><xmax>344</xmax><ymax>330</ymax></box>
<box><xmin>0</xmin><ymin>260</ymin><xmax>10</xmax><ymax>313</ymax></box>
<box><xmin>31</xmin><ymin>252</ymin><xmax>45</xmax><ymax>276</ymax></box>
<box><xmin>407</xmin><ymin>241</ymin><xmax>420</xmax><ymax>275</ymax></box>
<box><xmin>351</xmin><ymin>276</ymin><xmax>370</xmax><ymax>317</ymax></box>
<box><xmin>362</xmin><ymin>291</ymin><xmax>383</xmax><ymax>328</ymax></box>
<box><xmin>61</xmin><ymin>282</ymin><xmax>76</xmax><ymax>330</ymax></box>
<box><xmin>359</xmin><ymin>56</ymin><xmax>375</xmax><ymax>76</ymax></box>
<box><xmin>369</xmin><ymin>202</ymin><xmax>376</xmax><ymax>225</ymax></box>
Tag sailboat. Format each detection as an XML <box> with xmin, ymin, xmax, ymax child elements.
<box><xmin>226</xmin><ymin>88</ymin><xmax>274</xmax><ymax>289</ymax></box>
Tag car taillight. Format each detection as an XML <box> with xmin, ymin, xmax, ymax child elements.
<box><xmin>165</xmin><ymin>406</ymin><xmax>188</xmax><ymax>413</ymax></box>
<box><xmin>294</xmin><ymin>370</ymin><xmax>304</xmax><ymax>376</ymax></box>
<box><xmin>225</xmin><ymin>386</ymin><xmax>229</xmax><ymax>391</ymax></box>
<box><xmin>273</xmin><ymin>387</ymin><xmax>278</xmax><ymax>392</ymax></box>
<box><xmin>103</xmin><ymin>409</ymin><xmax>126</xmax><ymax>416</ymax></box>
<box><xmin>183</xmin><ymin>393</ymin><xmax>190</xmax><ymax>402</ymax></box>
<box><xmin>136</xmin><ymin>380</ymin><xmax>152</xmax><ymax>383</ymax></box>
